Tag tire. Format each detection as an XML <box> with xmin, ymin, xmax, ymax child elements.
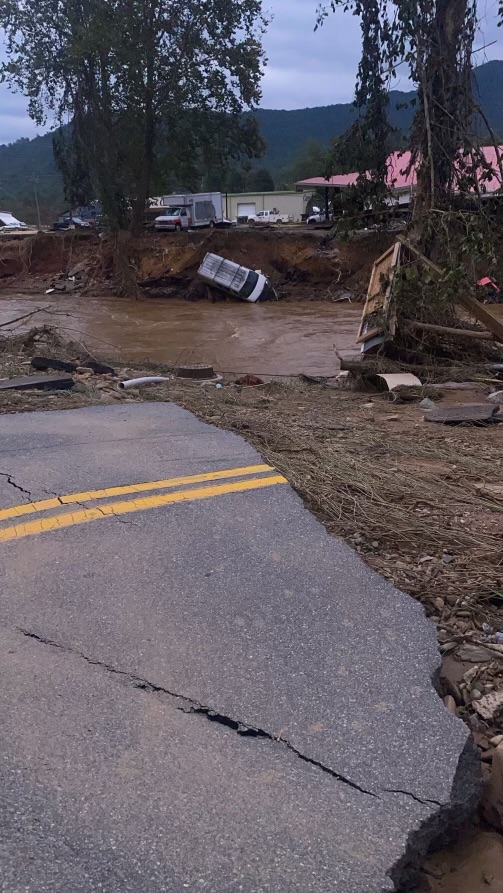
<box><xmin>175</xmin><ymin>224</ymin><xmax>182</xmax><ymax>232</ymax></box>
<box><xmin>275</xmin><ymin>219</ymin><xmax>283</xmax><ymax>224</ymax></box>
<box><xmin>209</xmin><ymin>220</ymin><xmax>215</xmax><ymax>229</ymax></box>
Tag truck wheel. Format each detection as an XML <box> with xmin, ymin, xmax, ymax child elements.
<box><xmin>209</xmin><ymin>220</ymin><xmax>215</xmax><ymax>229</ymax></box>
<box><xmin>175</xmin><ymin>223</ymin><xmax>182</xmax><ymax>232</ymax></box>
<box><xmin>275</xmin><ymin>218</ymin><xmax>283</xmax><ymax>224</ymax></box>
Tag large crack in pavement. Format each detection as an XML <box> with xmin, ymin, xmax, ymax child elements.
<box><xmin>16</xmin><ymin>626</ymin><xmax>382</xmax><ymax>800</ymax></box>
<box><xmin>383</xmin><ymin>788</ymin><xmax>441</xmax><ymax>809</ymax></box>
<box><xmin>11</xmin><ymin>626</ymin><xmax>480</xmax><ymax>892</ymax></box>
<box><xmin>0</xmin><ymin>471</ymin><xmax>32</xmax><ymax>501</ymax></box>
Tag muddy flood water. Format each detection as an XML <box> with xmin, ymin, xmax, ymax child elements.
<box><xmin>0</xmin><ymin>294</ymin><xmax>361</xmax><ymax>376</ymax></box>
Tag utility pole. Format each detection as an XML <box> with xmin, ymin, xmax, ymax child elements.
<box><xmin>32</xmin><ymin>177</ymin><xmax>42</xmax><ymax>229</ymax></box>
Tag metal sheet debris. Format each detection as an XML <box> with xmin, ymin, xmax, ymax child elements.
<box><xmin>376</xmin><ymin>372</ymin><xmax>422</xmax><ymax>391</ymax></box>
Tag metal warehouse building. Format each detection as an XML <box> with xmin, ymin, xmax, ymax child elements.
<box><xmin>224</xmin><ymin>190</ymin><xmax>313</xmax><ymax>223</ymax></box>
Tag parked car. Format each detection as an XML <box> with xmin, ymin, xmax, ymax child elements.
<box><xmin>0</xmin><ymin>211</ymin><xmax>28</xmax><ymax>231</ymax></box>
<box><xmin>52</xmin><ymin>217</ymin><xmax>91</xmax><ymax>231</ymax></box>
<box><xmin>306</xmin><ymin>206</ymin><xmax>331</xmax><ymax>225</ymax></box>
<box><xmin>247</xmin><ymin>209</ymin><xmax>292</xmax><ymax>225</ymax></box>
<box><xmin>0</xmin><ymin>222</ymin><xmax>29</xmax><ymax>232</ymax></box>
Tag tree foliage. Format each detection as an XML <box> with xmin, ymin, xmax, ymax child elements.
<box><xmin>244</xmin><ymin>166</ymin><xmax>275</xmax><ymax>191</ymax></box>
<box><xmin>0</xmin><ymin>0</ymin><xmax>267</xmax><ymax>236</ymax></box>
<box><xmin>318</xmin><ymin>1</ymin><xmax>503</xmax><ymax>349</ymax></box>
<box><xmin>277</xmin><ymin>139</ymin><xmax>330</xmax><ymax>188</ymax></box>
<box><xmin>317</xmin><ymin>1</ymin><xmax>501</xmax><ymax>218</ymax></box>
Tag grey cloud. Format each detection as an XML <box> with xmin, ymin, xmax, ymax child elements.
<box><xmin>260</xmin><ymin>0</ymin><xmax>503</xmax><ymax>108</ymax></box>
<box><xmin>0</xmin><ymin>0</ymin><xmax>502</xmax><ymax>145</ymax></box>
<box><xmin>261</xmin><ymin>2</ymin><xmax>361</xmax><ymax>107</ymax></box>
<box><xmin>0</xmin><ymin>106</ymin><xmax>44</xmax><ymax>145</ymax></box>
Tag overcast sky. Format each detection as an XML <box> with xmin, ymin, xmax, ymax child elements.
<box><xmin>0</xmin><ymin>0</ymin><xmax>502</xmax><ymax>145</ymax></box>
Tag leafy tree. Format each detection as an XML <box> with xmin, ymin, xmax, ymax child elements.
<box><xmin>317</xmin><ymin>1</ymin><xmax>497</xmax><ymax>221</ymax></box>
<box><xmin>53</xmin><ymin>128</ymin><xmax>94</xmax><ymax>211</ymax></box>
<box><xmin>0</xmin><ymin>0</ymin><xmax>267</xmax><ymax>291</ymax></box>
<box><xmin>318</xmin><ymin>1</ymin><xmax>503</xmax><ymax>352</ymax></box>
<box><xmin>279</xmin><ymin>139</ymin><xmax>329</xmax><ymax>187</ymax></box>
<box><xmin>225</xmin><ymin>168</ymin><xmax>247</xmax><ymax>193</ymax></box>
<box><xmin>245</xmin><ymin>166</ymin><xmax>275</xmax><ymax>191</ymax></box>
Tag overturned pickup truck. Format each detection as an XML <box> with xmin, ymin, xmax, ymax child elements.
<box><xmin>197</xmin><ymin>252</ymin><xmax>277</xmax><ymax>302</ymax></box>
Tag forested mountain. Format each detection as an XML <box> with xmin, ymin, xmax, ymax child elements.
<box><xmin>0</xmin><ymin>60</ymin><xmax>501</xmax><ymax>224</ymax></box>
<box><xmin>255</xmin><ymin>60</ymin><xmax>503</xmax><ymax>172</ymax></box>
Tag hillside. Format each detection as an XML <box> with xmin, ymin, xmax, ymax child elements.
<box><xmin>0</xmin><ymin>60</ymin><xmax>501</xmax><ymax>223</ymax></box>
<box><xmin>0</xmin><ymin>134</ymin><xmax>65</xmax><ymax>224</ymax></box>
<box><xmin>255</xmin><ymin>60</ymin><xmax>503</xmax><ymax>171</ymax></box>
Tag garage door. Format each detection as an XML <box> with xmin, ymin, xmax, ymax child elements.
<box><xmin>237</xmin><ymin>203</ymin><xmax>256</xmax><ymax>219</ymax></box>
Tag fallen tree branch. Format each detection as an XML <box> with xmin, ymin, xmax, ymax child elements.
<box><xmin>0</xmin><ymin>307</ymin><xmax>47</xmax><ymax>329</ymax></box>
<box><xmin>405</xmin><ymin>320</ymin><xmax>495</xmax><ymax>341</ymax></box>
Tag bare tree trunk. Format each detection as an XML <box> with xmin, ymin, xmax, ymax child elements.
<box><xmin>130</xmin><ymin>0</ymin><xmax>157</xmax><ymax>238</ymax></box>
<box><xmin>111</xmin><ymin>231</ymin><xmax>141</xmax><ymax>298</ymax></box>
<box><xmin>413</xmin><ymin>0</ymin><xmax>472</xmax><ymax>220</ymax></box>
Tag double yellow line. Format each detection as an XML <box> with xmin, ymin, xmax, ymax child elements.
<box><xmin>0</xmin><ymin>464</ymin><xmax>287</xmax><ymax>542</ymax></box>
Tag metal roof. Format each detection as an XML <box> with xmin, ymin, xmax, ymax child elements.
<box><xmin>296</xmin><ymin>146</ymin><xmax>503</xmax><ymax>193</ymax></box>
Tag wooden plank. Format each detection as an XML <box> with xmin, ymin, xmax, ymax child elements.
<box><xmin>357</xmin><ymin>241</ymin><xmax>400</xmax><ymax>344</ymax></box>
<box><xmin>424</xmin><ymin>404</ymin><xmax>498</xmax><ymax>425</ymax></box>
<box><xmin>457</xmin><ymin>294</ymin><xmax>503</xmax><ymax>344</ymax></box>
<box><xmin>0</xmin><ymin>374</ymin><xmax>75</xmax><ymax>392</ymax></box>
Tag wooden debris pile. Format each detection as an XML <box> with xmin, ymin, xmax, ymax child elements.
<box><xmin>358</xmin><ymin>236</ymin><xmax>503</xmax><ymax>356</ymax></box>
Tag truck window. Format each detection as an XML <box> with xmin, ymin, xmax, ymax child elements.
<box><xmin>239</xmin><ymin>270</ymin><xmax>260</xmax><ymax>299</ymax></box>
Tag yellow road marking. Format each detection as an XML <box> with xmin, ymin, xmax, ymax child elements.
<box><xmin>0</xmin><ymin>475</ymin><xmax>287</xmax><ymax>541</ymax></box>
<box><xmin>0</xmin><ymin>464</ymin><xmax>274</xmax><ymax>523</ymax></box>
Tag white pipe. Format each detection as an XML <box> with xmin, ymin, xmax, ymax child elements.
<box><xmin>118</xmin><ymin>376</ymin><xmax>170</xmax><ymax>389</ymax></box>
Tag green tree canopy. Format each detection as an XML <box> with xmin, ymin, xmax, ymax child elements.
<box><xmin>0</xmin><ymin>0</ymin><xmax>267</xmax><ymax>237</ymax></box>
<box><xmin>245</xmin><ymin>166</ymin><xmax>275</xmax><ymax>191</ymax></box>
<box><xmin>278</xmin><ymin>140</ymin><xmax>330</xmax><ymax>188</ymax></box>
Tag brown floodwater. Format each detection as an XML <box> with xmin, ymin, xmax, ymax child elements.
<box><xmin>0</xmin><ymin>293</ymin><xmax>361</xmax><ymax>376</ymax></box>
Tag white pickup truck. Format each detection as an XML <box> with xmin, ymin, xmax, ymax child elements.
<box><xmin>247</xmin><ymin>209</ymin><xmax>292</xmax><ymax>225</ymax></box>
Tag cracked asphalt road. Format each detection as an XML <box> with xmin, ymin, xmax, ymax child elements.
<box><xmin>0</xmin><ymin>404</ymin><xmax>478</xmax><ymax>893</ymax></box>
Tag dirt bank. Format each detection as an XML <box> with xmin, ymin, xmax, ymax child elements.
<box><xmin>0</xmin><ymin>231</ymin><xmax>98</xmax><ymax>279</ymax></box>
<box><xmin>0</xmin><ymin>228</ymin><xmax>392</xmax><ymax>302</ymax></box>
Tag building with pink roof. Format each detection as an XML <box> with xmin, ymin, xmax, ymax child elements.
<box><xmin>296</xmin><ymin>147</ymin><xmax>503</xmax><ymax>203</ymax></box>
